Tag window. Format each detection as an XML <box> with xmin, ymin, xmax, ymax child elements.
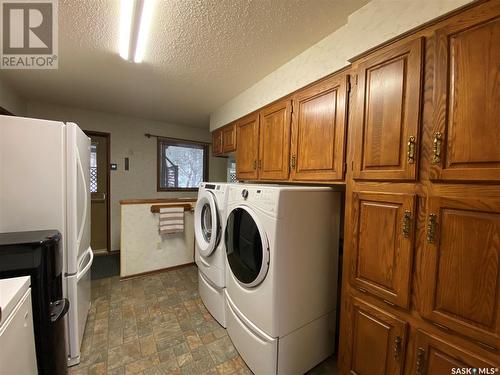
<box><xmin>157</xmin><ymin>137</ymin><xmax>209</xmax><ymax>191</ymax></box>
<box><xmin>90</xmin><ymin>143</ymin><xmax>98</xmax><ymax>193</ymax></box>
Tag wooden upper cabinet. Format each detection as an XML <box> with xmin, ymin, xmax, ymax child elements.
<box><xmin>353</xmin><ymin>38</ymin><xmax>423</xmax><ymax>181</ymax></box>
<box><xmin>258</xmin><ymin>100</ymin><xmax>292</xmax><ymax>180</ymax></box>
<box><xmin>350</xmin><ymin>191</ymin><xmax>416</xmax><ymax>308</ymax></box>
<box><xmin>347</xmin><ymin>298</ymin><xmax>408</xmax><ymax>375</ymax></box>
<box><xmin>430</xmin><ymin>12</ymin><xmax>500</xmax><ymax>181</ymax></box>
<box><xmin>413</xmin><ymin>330</ymin><xmax>496</xmax><ymax>375</ymax></box>
<box><xmin>212</xmin><ymin>128</ymin><xmax>223</xmax><ymax>156</ymax></box>
<box><xmin>290</xmin><ymin>73</ymin><xmax>347</xmax><ymax>182</ymax></box>
<box><xmin>420</xmin><ymin>196</ymin><xmax>500</xmax><ymax>351</ymax></box>
<box><xmin>236</xmin><ymin>113</ymin><xmax>259</xmax><ymax>180</ymax></box>
<box><xmin>222</xmin><ymin>123</ymin><xmax>236</xmax><ymax>153</ymax></box>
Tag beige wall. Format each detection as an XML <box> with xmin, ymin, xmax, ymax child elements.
<box><xmin>0</xmin><ymin>77</ymin><xmax>26</xmax><ymax>116</ymax></box>
<box><xmin>26</xmin><ymin>101</ymin><xmax>227</xmax><ymax>250</ymax></box>
<box><xmin>209</xmin><ymin>0</ymin><xmax>472</xmax><ymax>130</ymax></box>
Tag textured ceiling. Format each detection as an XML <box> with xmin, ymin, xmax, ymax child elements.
<box><xmin>1</xmin><ymin>0</ymin><xmax>368</xmax><ymax>127</ymax></box>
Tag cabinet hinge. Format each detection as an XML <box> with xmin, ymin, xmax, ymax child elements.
<box><xmin>290</xmin><ymin>103</ymin><xmax>294</xmax><ymax>114</ymax></box>
<box><xmin>355</xmin><ymin>74</ymin><xmax>358</xmax><ymax>85</ymax></box>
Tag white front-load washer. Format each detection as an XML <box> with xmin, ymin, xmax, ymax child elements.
<box><xmin>224</xmin><ymin>183</ymin><xmax>341</xmax><ymax>375</ymax></box>
<box><xmin>194</xmin><ymin>182</ymin><xmax>230</xmax><ymax>327</ymax></box>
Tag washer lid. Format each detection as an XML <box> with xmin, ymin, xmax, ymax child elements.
<box><xmin>225</xmin><ymin>206</ymin><xmax>269</xmax><ymax>288</ymax></box>
<box><xmin>194</xmin><ymin>189</ymin><xmax>220</xmax><ymax>257</ymax></box>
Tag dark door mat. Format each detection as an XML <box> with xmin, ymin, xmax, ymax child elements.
<box><xmin>91</xmin><ymin>253</ymin><xmax>120</xmax><ymax>279</ymax></box>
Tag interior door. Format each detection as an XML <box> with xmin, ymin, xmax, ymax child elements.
<box><xmin>290</xmin><ymin>74</ymin><xmax>347</xmax><ymax>182</ymax></box>
<box><xmin>86</xmin><ymin>131</ymin><xmax>110</xmax><ymax>253</ymax></box>
<box><xmin>350</xmin><ymin>191</ymin><xmax>416</xmax><ymax>308</ymax></box>
<box><xmin>413</xmin><ymin>330</ymin><xmax>496</xmax><ymax>375</ymax></box>
<box><xmin>236</xmin><ymin>113</ymin><xmax>259</xmax><ymax>180</ymax></box>
<box><xmin>348</xmin><ymin>298</ymin><xmax>408</xmax><ymax>375</ymax></box>
<box><xmin>258</xmin><ymin>99</ymin><xmax>291</xmax><ymax>180</ymax></box>
<box><xmin>420</xmin><ymin>196</ymin><xmax>500</xmax><ymax>351</ymax></box>
<box><xmin>430</xmin><ymin>13</ymin><xmax>500</xmax><ymax>181</ymax></box>
<box><xmin>353</xmin><ymin>38</ymin><xmax>423</xmax><ymax>181</ymax></box>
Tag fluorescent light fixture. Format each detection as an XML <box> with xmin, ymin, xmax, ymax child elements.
<box><xmin>119</xmin><ymin>0</ymin><xmax>155</xmax><ymax>63</ymax></box>
<box><xmin>134</xmin><ymin>0</ymin><xmax>154</xmax><ymax>63</ymax></box>
<box><xmin>119</xmin><ymin>0</ymin><xmax>134</xmax><ymax>60</ymax></box>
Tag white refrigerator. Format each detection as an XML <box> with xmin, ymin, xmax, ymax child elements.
<box><xmin>0</xmin><ymin>115</ymin><xmax>93</xmax><ymax>366</ymax></box>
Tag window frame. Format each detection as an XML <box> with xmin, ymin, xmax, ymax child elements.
<box><xmin>156</xmin><ymin>137</ymin><xmax>209</xmax><ymax>192</ymax></box>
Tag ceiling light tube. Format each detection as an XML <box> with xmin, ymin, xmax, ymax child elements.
<box><xmin>134</xmin><ymin>0</ymin><xmax>154</xmax><ymax>63</ymax></box>
<box><xmin>119</xmin><ymin>0</ymin><xmax>134</xmax><ymax>60</ymax></box>
<box><xmin>119</xmin><ymin>0</ymin><xmax>154</xmax><ymax>63</ymax></box>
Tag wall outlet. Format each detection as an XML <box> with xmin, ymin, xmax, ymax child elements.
<box><xmin>157</xmin><ymin>242</ymin><xmax>162</xmax><ymax>250</ymax></box>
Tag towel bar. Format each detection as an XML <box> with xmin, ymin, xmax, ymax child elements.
<box><xmin>150</xmin><ymin>204</ymin><xmax>193</xmax><ymax>213</ymax></box>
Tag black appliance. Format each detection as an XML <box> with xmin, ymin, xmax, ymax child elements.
<box><xmin>0</xmin><ymin>230</ymin><xmax>69</xmax><ymax>375</ymax></box>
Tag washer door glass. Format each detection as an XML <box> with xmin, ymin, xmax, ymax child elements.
<box><xmin>201</xmin><ymin>203</ymin><xmax>212</xmax><ymax>242</ymax></box>
<box><xmin>225</xmin><ymin>207</ymin><xmax>269</xmax><ymax>287</ymax></box>
<box><xmin>194</xmin><ymin>192</ymin><xmax>219</xmax><ymax>257</ymax></box>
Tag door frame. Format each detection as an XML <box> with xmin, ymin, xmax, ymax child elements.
<box><xmin>84</xmin><ymin>130</ymin><xmax>111</xmax><ymax>253</ymax></box>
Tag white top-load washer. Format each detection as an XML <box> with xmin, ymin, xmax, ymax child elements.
<box><xmin>194</xmin><ymin>182</ymin><xmax>230</xmax><ymax>327</ymax></box>
<box><xmin>224</xmin><ymin>183</ymin><xmax>341</xmax><ymax>375</ymax></box>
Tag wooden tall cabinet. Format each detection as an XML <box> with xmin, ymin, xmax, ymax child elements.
<box><xmin>340</xmin><ymin>2</ymin><xmax>500</xmax><ymax>374</ymax></box>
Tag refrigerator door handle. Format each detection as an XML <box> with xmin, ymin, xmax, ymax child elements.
<box><xmin>76</xmin><ymin>149</ymin><xmax>88</xmax><ymax>249</ymax></box>
<box><xmin>77</xmin><ymin>247</ymin><xmax>93</xmax><ymax>282</ymax></box>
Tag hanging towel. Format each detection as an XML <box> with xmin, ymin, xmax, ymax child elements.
<box><xmin>159</xmin><ymin>206</ymin><xmax>185</xmax><ymax>235</ymax></box>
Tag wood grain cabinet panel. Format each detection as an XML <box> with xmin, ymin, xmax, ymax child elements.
<box><xmin>430</xmin><ymin>13</ymin><xmax>500</xmax><ymax>181</ymax></box>
<box><xmin>290</xmin><ymin>74</ymin><xmax>347</xmax><ymax>182</ymax></box>
<box><xmin>212</xmin><ymin>128</ymin><xmax>223</xmax><ymax>156</ymax></box>
<box><xmin>236</xmin><ymin>113</ymin><xmax>259</xmax><ymax>180</ymax></box>
<box><xmin>353</xmin><ymin>38</ymin><xmax>423</xmax><ymax>181</ymax></box>
<box><xmin>347</xmin><ymin>298</ymin><xmax>408</xmax><ymax>375</ymax></box>
<box><xmin>351</xmin><ymin>191</ymin><xmax>416</xmax><ymax>308</ymax></box>
<box><xmin>222</xmin><ymin>123</ymin><xmax>236</xmax><ymax>153</ymax></box>
<box><xmin>413</xmin><ymin>330</ymin><xmax>497</xmax><ymax>375</ymax></box>
<box><xmin>258</xmin><ymin>100</ymin><xmax>291</xmax><ymax>180</ymax></box>
<box><xmin>420</xmin><ymin>196</ymin><xmax>500</xmax><ymax>351</ymax></box>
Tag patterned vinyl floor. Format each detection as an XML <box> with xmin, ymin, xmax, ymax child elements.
<box><xmin>69</xmin><ymin>265</ymin><xmax>340</xmax><ymax>375</ymax></box>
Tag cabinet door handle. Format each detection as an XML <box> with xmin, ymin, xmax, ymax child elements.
<box><xmin>253</xmin><ymin>160</ymin><xmax>257</xmax><ymax>170</ymax></box>
<box><xmin>258</xmin><ymin>160</ymin><xmax>262</xmax><ymax>170</ymax></box>
<box><xmin>407</xmin><ymin>136</ymin><xmax>416</xmax><ymax>164</ymax></box>
<box><xmin>393</xmin><ymin>336</ymin><xmax>402</xmax><ymax>360</ymax></box>
<box><xmin>290</xmin><ymin>155</ymin><xmax>296</xmax><ymax>169</ymax></box>
<box><xmin>402</xmin><ymin>210</ymin><xmax>412</xmax><ymax>238</ymax></box>
<box><xmin>426</xmin><ymin>213</ymin><xmax>437</xmax><ymax>243</ymax></box>
<box><xmin>432</xmin><ymin>132</ymin><xmax>442</xmax><ymax>164</ymax></box>
<box><xmin>416</xmin><ymin>347</ymin><xmax>426</xmax><ymax>375</ymax></box>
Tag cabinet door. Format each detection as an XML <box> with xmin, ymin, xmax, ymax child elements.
<box><xmin>212</xmin><ymin>128</ymin><xmax>223</xmax><ymax>156</ymax></box>
<box><xmin>421</xmin><ymin>196</ymin><xmax>500</xmax><ymax>350</ymax></box>
<box><xmin>430</xmin><ymin>13</ymin><xmax>500</xmax><ymax>181</ymax></box>
<box><xmin>222</xmin><ymin>123</ymin><xmax>236</xmax><ymax>153</ymax></box>
<box><xmin>290</xmin><ymin>74</ymin><xmax>347</xmax><ymax>182</ymax></box>
<box><xmin>414</xmin><ymin>330</ymin><xmax>496</xmax><ymax>375</ymax></box>
<box><xmin>348</xmin><ymin>298</ymin><xmax>408</xmax><ymax>375</ymax></box>
<box><xmin>353</xmin><ymin>38</ymin><xmax>423</xmax><ymax>181</ymax></box>
<box><xmin>350</xmin><ymin>191</ymin><xmax>416</xmax><ymax>308</ymax></box>
<box><xmin>258</xmin><ymin>100</ymin><xmax>291</xmax><ymax>180</ymax></box>
<box><xmin>236</xmin><ymin>113</ymin><xmax>259</xmax><ymax>180</ymax></box>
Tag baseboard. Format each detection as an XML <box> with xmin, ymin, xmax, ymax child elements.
<box><xmin>120</xmin><ymin>262</ymin><xmax>196</xmax><ymax>280</ymax></box>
